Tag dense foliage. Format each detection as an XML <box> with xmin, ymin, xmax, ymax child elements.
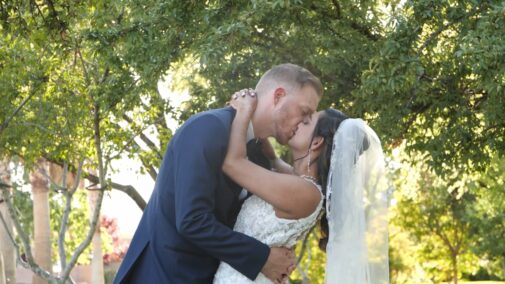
<box><xmin>1</xmin><ymin>0</ymin><xmax>503</xmax><ymax>282</ymax></box>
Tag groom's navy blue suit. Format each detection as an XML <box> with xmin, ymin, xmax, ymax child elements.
<box><xmin>113</xmin><ymin>107</ymin><xmax>270</xmax><ymax>284</ymax></box>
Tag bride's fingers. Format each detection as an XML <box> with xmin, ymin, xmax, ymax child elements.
<box><xmin>246</xmin><ymin>88</ymin><xmax>257</xmax><ymax>97</ymax></box>
<box><xmin>231</xmin><ymin>89</ymin><xmax>257</xmax><ymax>101</ymax></box>
<box><xmin>234</xmin><ymin>92</ymin><xmax>257</xmax><ymax>105</ymax></box>
<box><xmin>240</xmin><ymin>88</ymin><xmax>256</xmax><ymax>97</ymax></box>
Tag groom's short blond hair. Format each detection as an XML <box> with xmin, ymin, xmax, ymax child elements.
<box><xmin>256</xmin><ymin>63</ymin><xmax>323</xmax><ymax>97</ymax></box>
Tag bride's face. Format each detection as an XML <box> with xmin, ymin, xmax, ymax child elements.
<box><xmin>288</xmin><ymin>111</ymin><xmax>321</xmax><ymax>152</ymax></box>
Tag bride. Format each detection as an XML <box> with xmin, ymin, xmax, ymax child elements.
<box><xmin>213</xmin><ymin>90</ymin><xmax>389</xmax><ymax>284</ymax></box>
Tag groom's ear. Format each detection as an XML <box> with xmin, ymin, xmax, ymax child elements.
<box><xmin>273</xmin><ymin>87</ymin><xmax>286</xmax><ymax>105</ymax></box>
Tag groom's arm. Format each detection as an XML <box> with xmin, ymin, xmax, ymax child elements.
<box><xmin>172</xmin><ymin>114</ymin><xmax>269</xmax><ymax>280</ymax></box>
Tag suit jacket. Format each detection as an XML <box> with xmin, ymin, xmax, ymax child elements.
<box><xmin>113</xmin><ymin>107</ymin><xmax>270</xmax><ymax>283</ymax></box>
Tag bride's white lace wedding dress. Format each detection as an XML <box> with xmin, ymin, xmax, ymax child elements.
<box><xmin>213</xmin><ymin>177</ymin><xmax>324</xmax><ymax>284</ymax></box>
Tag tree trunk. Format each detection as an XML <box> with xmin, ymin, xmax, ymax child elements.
<box><xmin>502</xmin><ymin>258</ymin><xmax>505</xmax><ymax>280</ymax></box>
<box><xmin>0</xmin><ymin>160</ymin><xmax>16</xmax><ymax>284</ymax></box>
<box><xmin>31</xmin><ymin>159</ymin><xmax>52</xmax><ymax>284</ymax></box>
<box><xmin>451</xmin><ymin>253</ymin><xmax>458</xmax><ymax>284</ymax></box>
<box><xmin>87</xmin><ymin>179</ymin><xmax>104</xmax><ymax>284</ymax></box>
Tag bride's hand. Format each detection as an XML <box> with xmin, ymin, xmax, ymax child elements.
<box><xmin>229</xmin><ymin>88</ymin><xmax>257</xmax><ymax>116</ymax></box>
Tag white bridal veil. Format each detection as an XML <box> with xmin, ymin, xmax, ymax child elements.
<box><xmin>325</xmin><ymin>119</ymin><xmax>389</xmax><ymax>284</ymax></box>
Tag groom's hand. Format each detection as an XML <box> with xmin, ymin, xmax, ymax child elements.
<box><xmin>261</xmin><ymin>247</ymin><xmax>295</xmax><ymax>284</ymax></box>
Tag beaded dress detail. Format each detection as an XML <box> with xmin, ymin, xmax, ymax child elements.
<box><xmin>213</xmin><ymin>177</ymin><xmax>324</xmax><ymax>283</ymax></box>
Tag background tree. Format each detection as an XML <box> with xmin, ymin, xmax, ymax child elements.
<box><xmin>0</xmin><ymin>0</ymin><xmax>167</xmax><ymax>281</ymax></box>
<box><xmin>1</xmin><ymin>0</ymin><xmax>504</xmax><ymax>282</ymax></box>
<box><xmin>168</xmin><ymin>0</ymin><xmax>392</xmax><ymax>120</ymax></box>
<box><xmin>392</xmin><ymin>151</ymin><xmax>480</xmax><ymax>283</ymax></box>
<box><xmin>354</xmin><ymin>0</ymin><xmax>505</xmax><ymax>175</ymax></box>
<box><xmin>467</xmin><ymin>156</ymin><xmax>505</xmax><ymax>279</ymax></box>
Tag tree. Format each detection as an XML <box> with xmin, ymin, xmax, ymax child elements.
<box><xmin>290</xmin><ymin>230</ymin><xmax>326</xmax><ymax>284</ymax></box>
<box><xmin>154</xmin><ymin>0</ymin><xmax>504</xmax><ymax>177</ymax></box>
<box><xmin>467</xmin><ymin>156</ymin><xmax>505</xmax><ymax>279</ymax></box>
<box><xmin>0</xmin><ymin>0</ymin><xmax>194</xmax><ymax>281</ymax></box>
<box><xmin>165</xmin><ymin>0</ymin><xmax>392</xmax><ymax>121</ymax></box>
<box><xmin>354</xmin><ymin>0</ymin><xmax>505</xmax><ymax>175</ymax></box>
<box><xmin>392</xmin><ymin>150</ymin><xmax>480</xmax><ymax>283</ymax></box>
<box><xmin>1</xmin><ymin>0</ymin><xmax>503</xmax><ymax>282</ymax></box>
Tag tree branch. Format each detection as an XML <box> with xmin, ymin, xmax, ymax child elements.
<box><xmin>138</xmin><ymin>155</ymin><xmax>158</xmax><ymax>182</ymax></box>
<box><xmin>433</xmin><ymin>222</ymin><xmax>456</xmax><ymax>256</ymax></box>
<box><xmin>309</xmin><ymin>2</ymin><xmax>379</xmax><ymax>41</ymax></box>
<box><xmin>85</xmin><ymin>173</ymin><xmax>147</xmax><ymax>210</ymax></box>
<box><xmin>106</xmin><ymin>113</ymin><xmax>166</xmax><ymax>164</ymax></box>
<box><xmin>0</xmin><ymin>205</ymin><xmax>16</xmax><ymax>249</ymax></box>
<box><xmin>331</xmin><ymin>0</ymin><xmax>342</xmax><ymax>19</ymax></box>
<box><xmin>153</xmin><ymin>92</ymin><xmax>170</xmax><ymax>132</ymax></box>
<box><xmin>60</xmin><ymin>102</ymin><xmax>105</xmax><ymax>282</ymax></box>
<box><xmin>122</xmin><ymin>114</ymin><xmax>162</xmax><ymax>160</ymax></box>
<box><xmin>76</xmin><ymin>48</ymin><xmax>90</xmax><ymax>86</ymax></box>
<box><xmin>418</xmin><ymin>6</ymin><xmax>483</xmax><ymax>52</ymax></box>
<box><xmin>0</xmin><ymin>92</ymin><xmax>37</xmax><ymax>137</ymax></box>
<box><xmin>294</xmin><ymin>227</ymin><xmax>315</xmax><ymax>283</ymax></box>
<box><xmin>0</xmin><ymin>187</ymin><xmax>57</xmax><ymax>282</ymax></box>
<box><xmin>296</xmin><ymin>226</ymin><xmax>315</xmax><ymax>264</ymax></box>
<box><xmin>0</xmin><ymin>206</ymin><xmax>43</xmax><ymax>282</ymax></box>
<box><xmin>43</xmin><ymin>157</ymin><xmax>147</xmax><ymax>210</ymax></box>
<box><xmin>57</xmin><ymin>160</ymin><xmax>84</xmax><ymax>271</ymax></box>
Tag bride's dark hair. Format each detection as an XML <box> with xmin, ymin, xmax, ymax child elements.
<box><xmin>311</xmin><ymin>108</ymin><xmax>348</xmax><ymax>251</ymax></box>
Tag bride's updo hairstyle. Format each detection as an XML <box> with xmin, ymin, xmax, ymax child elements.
<box><xmin>310</xmin><ymin>108</ymin><xmax>348</xmax><ymax>251</ymax></box>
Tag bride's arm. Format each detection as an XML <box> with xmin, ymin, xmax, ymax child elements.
<box><xmin>224</xmin><ymin>92</ymin><xmax>320</xmax><ymax>220</ymax></box>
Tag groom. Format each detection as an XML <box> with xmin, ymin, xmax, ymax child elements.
<box><xmin>113</xmin><ymin>63</ymin><xmax>322</xmax><ymax>283</ymax></box>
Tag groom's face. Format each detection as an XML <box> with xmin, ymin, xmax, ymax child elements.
<box><xmin>272</xmin><ymin>85</ymin><xmax>320</xmax><ymax>145</ymax></box>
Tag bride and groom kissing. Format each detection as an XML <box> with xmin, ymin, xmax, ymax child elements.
<box><xmin>114</xmin><ymin>63</ymin><xmax>389</xmax><ymax>284</ymax></box>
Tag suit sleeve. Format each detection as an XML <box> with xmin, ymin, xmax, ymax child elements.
<box><xmin>173</xmin><ymin>114</ymin><xmax>270</xmax><ymax>280</ymax></box>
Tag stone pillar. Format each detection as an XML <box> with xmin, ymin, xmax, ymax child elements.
<box><xmin>0</xmin><ymin>160</ymin><xmax>16</xmax><ymax>284</ymax></box>
<box><xmin>31</xmin><ymin>159</ymin><xmax>52</xmax><ymax>284</ymax></box>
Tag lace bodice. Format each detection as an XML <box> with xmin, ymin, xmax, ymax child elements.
<box><xmin>213</xmin><ymin>177</ymin><xmax>324</xmax><ymax>284</ymax></box>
